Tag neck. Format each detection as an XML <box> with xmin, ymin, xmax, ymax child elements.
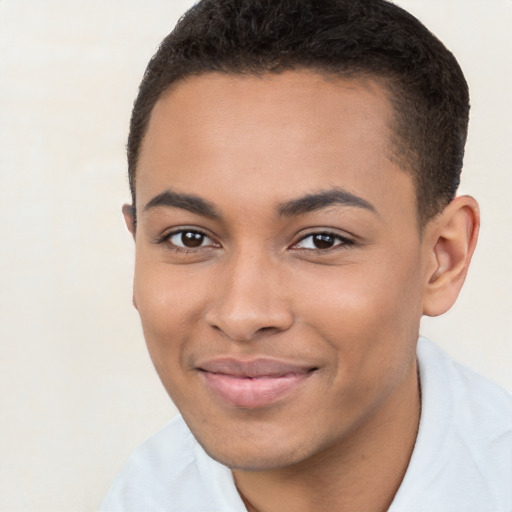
<box><xmin>233</xmin><ymin>361</ymin><xmax>421</xmax><ymax>512</ymax></box>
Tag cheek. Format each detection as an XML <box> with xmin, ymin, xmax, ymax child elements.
<box><xmin>132</xmin><ymin>259</ymin><xmax>205</xmax><ymax>371</ymax></box>
<box><xmin>297</xmin><ymin>250</ymin><xmax>424</xmax><ymax>367</ymax></box>
<box><xmin>306</xmin><ymin>267</ymin><xmax>421</xmax><ymax>423</ymax></box>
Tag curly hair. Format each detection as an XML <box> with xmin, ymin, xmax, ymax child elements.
<box><xmin>127</xmin><ymin>0</ymin><xmax>469</xmax><ymax>224</ymax></box>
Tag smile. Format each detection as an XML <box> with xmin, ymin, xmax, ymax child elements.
<box><xmin>197</xmin><ymin>358</ymin><xmax>317</xmax><ymax>408</ymax></box>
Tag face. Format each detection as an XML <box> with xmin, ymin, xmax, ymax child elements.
<box><xmin>129</xmin><ymin>71</ymin><xmax>430</xmax><ymax>470</ymax></box>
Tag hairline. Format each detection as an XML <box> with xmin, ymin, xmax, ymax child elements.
<box><xmin>131</xmin><ymin>67</ymin><xmax>428</xmax><ymax>230</ymax></box>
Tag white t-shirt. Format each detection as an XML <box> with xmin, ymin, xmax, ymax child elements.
<box><xmin>100</xmin><ymin>338</ymin><xmax>512</xmax><ymax>512</ymax></box>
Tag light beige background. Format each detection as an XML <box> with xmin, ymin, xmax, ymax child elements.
<box><xmin>0</xmin><ymin>1</ymin><xmax>510</xmax><ymax>510</ymax></box>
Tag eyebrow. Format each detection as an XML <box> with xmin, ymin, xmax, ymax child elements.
<box><xmin>143</xmin><ymin>190</ymin><xmax>220</xmax><ymax>218</ymax></box>
<box><xmin>142</xmin><ymin>187</ymin><xmax>376</xmax><ymax>220</ymax></box>
<box><xmin>278</xmin><ymin>188</ymin><xmax>377</xmax><ymax>217</ymax></box>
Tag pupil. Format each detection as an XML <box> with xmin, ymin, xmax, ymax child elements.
<box><xmin>314</xmin><ymin>234</ymin><xmax>334</xmax><ymax>249</ymax></box>
<box><xmin>182</xmin><ymin>232</ymin><xmax>204</xmax><ymax>248</ymax></box>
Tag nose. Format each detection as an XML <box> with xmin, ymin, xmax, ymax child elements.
<box><xmin>205</xmin><ymin>251</ymin><xmax>294</xmax><ymax>342</ymax></box>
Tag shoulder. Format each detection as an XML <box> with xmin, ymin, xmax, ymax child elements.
<box><xmin>418</xmin><ymin>336</ymin><xmax>512</xmax><ymax>437</ymax></box>
<box><xmin>99</xmin><ymin>415</ymin><xmax>245</xmax><ymax>512</ymax></box>
<box><xmin>392</xmin><ymin>338</ymin><xmax>512</xmax><ymax>512</ymax></box>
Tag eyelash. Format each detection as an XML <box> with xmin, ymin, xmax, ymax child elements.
<box><xmin>291</xmin><ymin>231</ymin><xmax>355</xmax><ymax>251</ymax></box>
<box><xmin>156</xmin><ymin>229</ymin><xmax>218</xmax><ymax>252</ymax></box>
<box><xmin>156</xmin><ymin>229</ymin><xmax>355</xmax><ymax>253</ymax></box>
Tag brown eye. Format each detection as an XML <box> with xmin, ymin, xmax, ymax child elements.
<box><xmin>169</xmin><ymin>230</ymin><xmax>213</xmax><ymax>249</ymax></box>
<box><xmin>294</xmin><ymin>232</ymin><xmax>353</xmax><ymax>251</ymax></box>
<box><xmin>312</xmin><ymin>234</ymin><xmax>336</xmax><ymax>249</ymax></box>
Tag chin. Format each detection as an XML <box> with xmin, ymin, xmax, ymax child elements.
<box><xmin>203</xmin><ymin>443</ymin><xmax>306</xmax><ymax>471</ymax></box>
<box><xmin>189</xmin><ymin>421</ymin><xmax>320</xmax><ymax>471</ymax></box>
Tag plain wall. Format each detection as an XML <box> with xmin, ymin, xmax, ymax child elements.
<box><xmin>0</xmin><ymin>1</ymin><xmax>510</xmax><ymax>510</ymax></box>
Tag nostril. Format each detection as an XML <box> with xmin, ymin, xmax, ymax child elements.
<box><xmin>258</xmin><ymin>326</ymin><xmax>276</xmax><ymax>333</ymax></box>
<box><xmin>255</xmin><ymin>326</ymin><xmax>287</xmax><ymax>337</ymax></box>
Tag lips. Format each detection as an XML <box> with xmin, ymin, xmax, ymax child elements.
<box><xmin>197</xmin><ymin>358</ymin><xmax>316</xmax><ymax>408</ymax></box>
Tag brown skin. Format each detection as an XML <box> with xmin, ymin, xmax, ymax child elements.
<box><xmin>124</xmin><ymin>71</ymin><xmax>479</xmax><ymax>512</ymax></box>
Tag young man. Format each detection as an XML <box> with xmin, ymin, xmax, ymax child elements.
<box><xmin>101</xmin><ymin>1</ymin><xmax>512</xmax><ymax>510</ymax></box>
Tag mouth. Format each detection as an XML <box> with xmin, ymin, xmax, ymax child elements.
<box><xmin>197</xmin><ymin>358</ymin><xmax>318</xmax><ymax>408</ymax></box>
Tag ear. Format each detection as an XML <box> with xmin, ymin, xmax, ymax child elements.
<box><xmin>122</xmin><ymin>204</ymin><xmax>136</xmax><ymax>239</ymax></box>
<box><xmin>422</xmin><ymin>196</ymin><xmax>480</xmax><ymax>317</ymax></box>
<box><xmin>122</xmin><ymin>204</ymin><xmax>138</xmax><ymax>310</ymax></box>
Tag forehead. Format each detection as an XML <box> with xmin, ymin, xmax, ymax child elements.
<box><xmin>136</xmin><ymin>71</ymin><xmax>415</xmax><ymax>220</ymax></box>
<box><xmin>140</xmin><ymin>71</ymin><xmax>393</xmax><ymax>166</ymax></box>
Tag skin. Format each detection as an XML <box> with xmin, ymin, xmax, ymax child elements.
<box><xmin>124</xmin><ymin>71</ymin><xmax>479</xmax><ymax>512</ymax></box>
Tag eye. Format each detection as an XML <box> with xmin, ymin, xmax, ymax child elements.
<box><xmin>293</xmin><ymin>232</ymin><xmax>353</xmax><ymax>250</ymax></box>
<box><xmin>167</xmin><ymin>230</ymin><xmax>216</xmax><ymax>249</ymax></box>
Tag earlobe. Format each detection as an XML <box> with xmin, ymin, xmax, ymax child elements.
<box><xmin>122</xmin><ymin>204</ymin><xmax>136</xmax><ymax>239</ymax></box>
<box><xmin>422</xmin><ymin>196</ymin><xmax>480</xmax><ymax>317</ymax></box>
